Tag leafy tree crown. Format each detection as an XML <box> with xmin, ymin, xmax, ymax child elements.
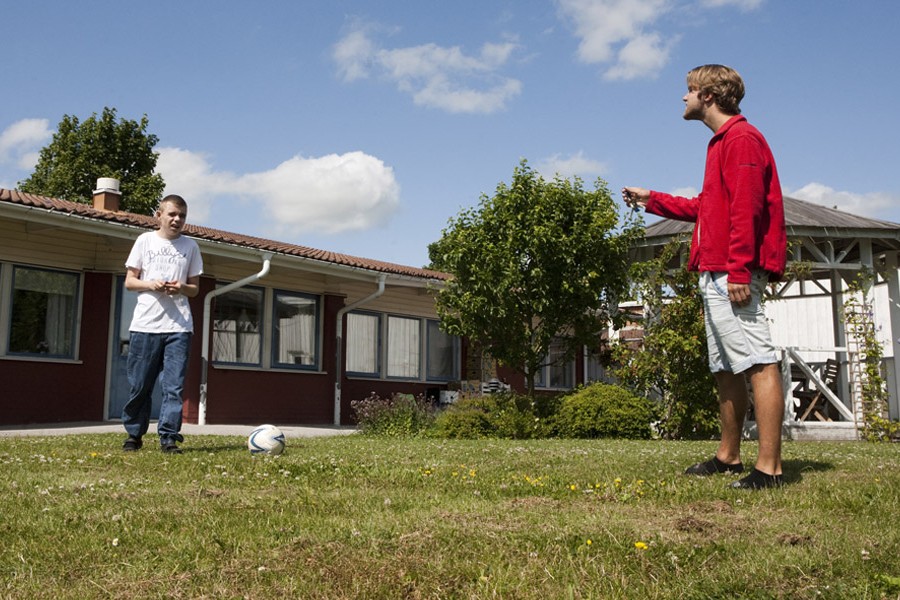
<box><xmin>428</xmin><ymin>160</ymin><xmax>642</xmax><ymax>395</ymax></box>
<box><xmin>19</xmin><ymin>107</ymin><xmax>165</xmax><ymax>215</ymax></box>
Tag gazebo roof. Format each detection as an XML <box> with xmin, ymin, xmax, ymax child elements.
<box><xmin>640</xmin><ymin>196</ymin><xmax>900</xmax><ymax>259</ymax></box>
<box><xmin>643</xmin><ymin>196</ymin><xmax>900</xmax><ymax>240</ymax></box>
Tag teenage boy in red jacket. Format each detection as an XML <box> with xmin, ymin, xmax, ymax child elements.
<box><xmin>623</xmin><ymin>64</ymin><xmax>787</xmax><ymax>489</ymax></box>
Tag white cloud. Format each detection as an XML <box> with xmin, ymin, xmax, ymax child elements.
<box><xmin>155</xmin><ymin>148</ymin><xmax>235</xmax><ymax>223</ymax></box>
<box><xmin>0</xmin><ymin>118</ymin><xmax>52</xmax><ymax>169</ymax></box>
<box><xmin>699</xmin><ymin>0</ymin><xmax>764</xmax><ymax>10</ymax></box>
<box><xmin>333</xmin><ymin>26</ymin><xmax>522</xmax><ymax>114</ymax></box>
<box><xmin>557</xmin><ymin>0</ymin><xmax>763</xmax><ymax>80</ymax></box>
<box><xmin>786</xmin><ymin>182</ymin><xmax>899</xmax><ymax>219</ymax></box>
<box><xmin>603</xmin><ymin>31</ymin><xmax>677</xmax><ymax>81</ymax></box>
<box><xmin>670</xmin><ymin>186</ymin><xmax>699</xmax><ymax>198</ymax></box>
<box><xmin>156</xmin><ymin>147</ymin><xmax>400</xmax><ymax>235</ymax></box>
<box><xmin>537</xmin><ymin>151</ymin><xmax>608</xmax><ymax>180</ymax></box>
<box><xmin>557</xmin><ymin>0</ymin><xmax>673</xmax><ymax>79</ymax></box>
<box><xmin>333</xmin><ymin>27</ymin><xmax>379</xmax><ymax>82</ymax></box>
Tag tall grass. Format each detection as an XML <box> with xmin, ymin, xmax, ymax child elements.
<box><xmin>1</xmin><ymin>434</ymin><xmax>898</xmax><ymax>599</ymax></box>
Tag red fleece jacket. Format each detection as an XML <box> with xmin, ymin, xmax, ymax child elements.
<box><xmin>645</xmin><ymin>115</ymin><xmax>787</xmax><ymax>284</ymax></box>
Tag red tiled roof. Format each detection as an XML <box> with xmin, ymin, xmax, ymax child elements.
<box><xmin>0</xmin><ymin>189</ymin><xmax>449</xmax><ymax>281</ymax></box>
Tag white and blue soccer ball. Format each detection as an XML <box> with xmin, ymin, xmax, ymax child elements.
<box><xmin>248</xmin><ymin>424</ymin><xmax>286</xmax><ymax>456</ymax></box>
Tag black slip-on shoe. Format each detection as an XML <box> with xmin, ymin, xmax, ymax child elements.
<box><xmin>160</xmin><ymin>442</ymin><xmax>183</xmax><ymax>454</ymax></box>
<box><xmin>684</xmin><ymin>456</ymin><xmax>744</xmax><ymax>476</ymax></box>
<box><xmin>123</xmin><ymin>437</ymin><xmax>143</xmax><ymax>451</ymax></box>
<box><xmin>730</xmin><ymin>469</ymin><xmax>783</xmax><ymax>490</ymax></box>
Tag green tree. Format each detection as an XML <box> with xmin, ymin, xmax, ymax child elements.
<box><xmin>19</xmin><ymin>107</ymin><xmax>165</xmax><ymax>214</ymax></box>
<box><xmin>611</xmin><ymin>240</ymin><xmax>719</xmax><ymax>439</ymax></box>
<box><xmin>428</xmin><ymin>160</ymin><xmax>642</xmax><ymax>396</ymax></box>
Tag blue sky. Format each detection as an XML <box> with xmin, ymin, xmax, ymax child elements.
<box><xmin>2</xmin><ymin>0</ymin><xmax>898</xmax><ymax>268</ymax></box>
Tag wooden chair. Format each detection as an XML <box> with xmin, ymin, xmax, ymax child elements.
<box><xmin>794</xmin><ymin>359</ymin><xmax>840</xmax><ymax>421</ymax></box>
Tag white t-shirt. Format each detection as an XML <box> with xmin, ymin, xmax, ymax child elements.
<box><xmin>125</xmin><ymin>231</ymin><xmax>203</xmax><ymax>333</ymax></box>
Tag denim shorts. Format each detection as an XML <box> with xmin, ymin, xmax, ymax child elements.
<box><xmin>700</xmin><ymin>271</ymin><xmax>778</xmax><ymax>374</ymax></box>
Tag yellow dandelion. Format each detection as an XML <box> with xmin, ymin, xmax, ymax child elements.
<box><xmin>586</xmin><ymin>539</ymin><xmax>592</xmax><ymax>546</ymax></box>
<box><xmin>634</xmin><ymin>541</ymin><xmax>648</xmax><ymax>551</ymax></box>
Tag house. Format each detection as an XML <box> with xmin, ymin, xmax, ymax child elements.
<box><xmin>2</xmin><ymin>181</ymin><xmax>623</xmax><ymax>429</ymax></box>
<box><xmin>0</xmin><ymin>183</ymin><xmax>469</xmax><ymax>427</ymax></box>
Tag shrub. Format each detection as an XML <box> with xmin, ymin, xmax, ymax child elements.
<box><xmin>553</xmin><ymin>383</ymin><xmax>655</xmax><ymax>439</ymax></box>
<box><xmin>611</xmin><ymin>240</ymin><xmax>719</xmax><ymax>439</ymax></box>
<box><xmin>350</xmin><ymin>392</ymin><xmax>435</xmax><ymax>437</ymax></box>
<box><xmin>433</xmin><ymin>391</ymin><xmax>550</xmax><ymax>439</ymax></box>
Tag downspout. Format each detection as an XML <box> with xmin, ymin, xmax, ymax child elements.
<box><xmin>583</xmin><ymin>345</ymin><xmax>589</xmax><ymax>384</ymax></box>
<box><xmin>334</xmin><ymin>275</ymin><xmax>387</xmax><ymax>425</ymax></box>
<box><xmin>198</xmin><ymin>252</ymin><xmax>273</xmax><ymax>425</ymax></box>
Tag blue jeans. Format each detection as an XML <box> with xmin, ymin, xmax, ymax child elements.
<box><xmin>123</xmin><ymin>332</ymin><xmax>191</xmax><ymax>444</ymax></box>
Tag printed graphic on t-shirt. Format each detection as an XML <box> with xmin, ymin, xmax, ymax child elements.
<box><xmin>143</xmin><ymin>245</ymin><xmax>190</xmax><ymax>282</ymax></box>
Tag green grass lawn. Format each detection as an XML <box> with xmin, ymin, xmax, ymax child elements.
<box><xmin>1</xmin><ymin>434</ymin><xmax>898</xmax><ymax>599</ymax></box>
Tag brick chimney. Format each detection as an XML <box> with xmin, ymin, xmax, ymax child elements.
<box><xmin>92</xmin><ymin>177</ymin><xmax>121</xmax><ymax>212</ymax></box>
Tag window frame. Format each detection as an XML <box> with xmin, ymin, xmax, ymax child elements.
<box><xmin>345</xmin><ymin>311</ymin><xmax>460</xmax><ymax>382</ymax></box>
<box><xmin>271</xmin><ymin>289</ymin><xmax>321</xmax><ymax>371</ymax></box>
<box><xmin>3</xmin><ymin>263</ymin><xmax>82</xmax><ymax>360</ymax></box>
<box><xmin>535</xmin><ymin>338</ymin><xmax>576</xmax><ymax>390</ymax></box>
<box><xmin>385</xmin><ymin>313</ymin><xmax>422</xmax><ymax>380</ymax></box>
<box><xmin>345</xmin><ymin>310</ymin><xmax>382</xmax><ymax>377</ymax></box>
<box><xmin>210</xmin><ymin>284</ymin><xmax>265</xmax><ymax>367</ymax></box>
<box><xmin>425</xmin><ymin>318</ymin><xmax>460</xmax><ymax>382</ymax></box>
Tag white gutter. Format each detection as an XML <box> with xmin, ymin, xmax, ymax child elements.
<box><xmin>334</xmin><ymin>275</ymin><xmax>387</xmax><ymax>425</ymax></box>
<box><xmin>198</xmin><ymin>253</ymin><xmax>273</xmax><ymax>425</ymax></box>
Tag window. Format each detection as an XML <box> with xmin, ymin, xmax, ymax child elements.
<box><xmin>426</xmin><ymin>319</ymin><xmax>459</xmax><ymax>381</ymax></box>
<box><xmin>346</xmin><ymin>312</ymin><xmax>380</xmax><ymax>375</ymax></box>
<box><xmin>212</xmin><ymin>286</ymin><xmax>263</xmax><ymax>365</ymax></box>
<box><xmin>346</xmin><ymin>311</ymin><xmax>460</xmax><ymax>381</ymax></box>
<box><xmin>387</xmin><ymin>315</ymin><xmax>420</xmax><ymax>378</ymax></box>
<box><xmin>536</xmin><ymin>338</ymin><xmax>575</xmax><ymax>390</ymax></box>
<box><xmin>8</xmin><ymin>266</ymin><xmax>79</xmax><ymax>358</ymax></box>
<box><xmin>585</xmin><ymin>350</ymin><xmax>607</xmax><ymax>383</ymax></box>
<box><xmin>273</xmin><ymin>291</ymin><xmax>319</xmax><ymax>369</ymax></box>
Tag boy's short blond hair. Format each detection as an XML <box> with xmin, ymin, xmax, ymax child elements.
<box><xmin>687</xmin><ymin>64</ymin><xmax>745</xmax><ymax>115</ymax></box>
<box><xmin>157</xmin><ymin>194</ymin><xmax>187</xmax><ymax>213</ymax></box>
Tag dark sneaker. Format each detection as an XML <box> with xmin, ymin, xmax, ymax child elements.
<box><xmin>122</xmin><ymin>436</ymin><xmax>143</xmax><ymax>451</ymax></box>
<box><xmin>160</xmin><ymin>442</ymin><xmax>183</xmax><ymax>454</ymax></box>
<box><xmin>684</xmin><ymin>456</ymin><xmax>744</xmax><ymax>476</ymax></box>
<box><xmin>730</xmin><ymin>469</ymin><xmax>783</xmax><ymax>490</ymax></box>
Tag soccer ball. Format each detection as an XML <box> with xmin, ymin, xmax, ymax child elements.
<box><xmin>248</xmin><ymin>424</ymin><xmax>286</xmax><ymax>456</ymax></box>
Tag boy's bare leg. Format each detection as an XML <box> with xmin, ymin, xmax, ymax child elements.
<box><xmin>714</xmin><ymin>370</ymin><xmax>748</xmax><ymax>465</ymax></box>
<box><xmin>746</xmin><ymin>363</ymin><xmax>784</xmax><ymax>475</ymax></box>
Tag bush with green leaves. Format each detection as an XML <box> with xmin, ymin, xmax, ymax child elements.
<box><xmin>350</xmin><ymin>392</ymin><xmax>435</xmax><ymax>437</ymax></box>
<box><xmin>553</xmin><ymin>382</ymin><xmax>655</xmax><ymax>439</ymax></box>
<box><xmin>433</xmin><ymin>391</ymin><xmax>550</xmax><ymax>439</ymax></box>
<box><xmin>611</xmin><ymin>240</ymin><xmax>720</xmax><ymax>439</ymax></box>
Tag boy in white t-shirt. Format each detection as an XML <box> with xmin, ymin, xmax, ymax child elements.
<box><xmin>122</xmin><ymin>195</ymin><xmax>203</xmax><ymax>454</ymax></box>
